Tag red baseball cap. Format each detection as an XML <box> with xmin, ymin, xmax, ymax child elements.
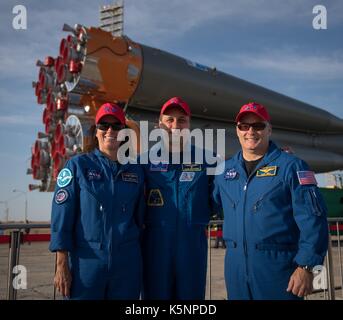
<box><xmin>95</xmin><ymin>103</ymin><xmax>125</xmax><ymax>125</ymax></box>
<box><xmin>235</xmin><ymin>102</ymin><xmax>271</xmax><ymax>122</ymax></box>
<box><xmin>160</xmin><ymin>97</ymin><xmax>191</xmax><ymax>116</ymax></box>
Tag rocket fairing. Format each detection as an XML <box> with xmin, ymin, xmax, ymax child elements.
<box><xmin>29</xmin><ymin>24</ymin><xmax>343</xmax><ymax>191</ymax></box>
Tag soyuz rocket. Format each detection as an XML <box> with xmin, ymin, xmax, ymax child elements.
<box><xmin>29</xmin><ymin>24</ymin><xmax>343</xmax><ymax>191</ymax></box>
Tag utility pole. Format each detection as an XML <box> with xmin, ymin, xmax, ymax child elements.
<box><xmin>0</xmin><ymin>200</ymin><xmax>9</xmax><ymax>222</ymax></box>
<box><xmin>12</xmin><ymin>189</ymin><xmax>28</xmax><ymax>223</ymax></box>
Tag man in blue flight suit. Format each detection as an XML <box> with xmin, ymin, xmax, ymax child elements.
<box><xmin>49</xmin><ymin>103</ymin><xmax>145</xmax><ymax>299</ymax></box>
<box><xmin>141</xmin><ymin>97</ymin><xmax>214</xmax><ymax>300</ymax></box>
<box><xmin>213</xmin><ymin>102</ymin><xmax>328</xmax><ymax>300</ymax></box>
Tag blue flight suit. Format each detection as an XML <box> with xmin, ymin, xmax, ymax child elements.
<box><xmin>141</xmin><ymin>145</ymin><xmax>214</xmax><ymax>299</ymax></box>
<box><xmin>213</xmin><ymin>141</ymin><xmax>328</xmax><ymax>300</ymax></box>
<box><xmin>49</xmin><ymin>148</ymin><xmax>145</xmax><ymax>300</ymax></box>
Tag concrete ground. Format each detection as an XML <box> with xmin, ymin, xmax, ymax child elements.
<box><xmin>0</xmin><ymin>240</ymin><xmax>342</xmax><ymax>300</ymax></box>
<box><xmin>0</xmin><ymin>242</ymin><xmax>55</xmax><ymax>300</ymax></box>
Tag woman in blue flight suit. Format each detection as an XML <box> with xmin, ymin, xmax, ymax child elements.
<box><xmin>141</xmin><ymin>97</ymin><xmax>215</xmax><ymax>300</ymax></box>
<box><xmin>49</xmin><ymin>103</ymin><xmax>145</xmax><ymax>300</ymax></box>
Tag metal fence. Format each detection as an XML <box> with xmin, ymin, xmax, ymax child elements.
<box><xmin>1</xmin><ymin>218</ymin><xmax>343</xmax><ymax>300</ymax></box>
<box><xmin>207</xmin><ymin>218</ymin><xmax>343</xmax><ymax>300</ymax></box>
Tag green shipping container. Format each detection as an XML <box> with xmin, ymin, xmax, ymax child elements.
<box><xmin>319</xmin><ymin>188</ymin><xmax>343</xmax><ymax>218</ymax></box>
<box><xmin>319</xmin><ymin>188</ymin><xmax>343</xmax><ymax>235</ymax></box>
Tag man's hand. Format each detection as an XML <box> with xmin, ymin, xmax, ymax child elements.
<box><xmin>287</xmin><ymin>267</ymin><xmax>313</xmax><ymax>297</ymax></box>
<box><xmin>54</xmin><ymin>251</ymin><xmax>72</xmax><ymax>298</ymax></box>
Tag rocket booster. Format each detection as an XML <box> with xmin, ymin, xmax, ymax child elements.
<box><xmin>30</xmin><ymin>24</ymin><xmax>343</xmax><ymax>191</ymax></box>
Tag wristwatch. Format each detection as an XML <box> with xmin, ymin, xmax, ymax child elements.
<box><xmin>298</xmin><ymin>265</ymin><xmax>313</xmax><ymax>273</ymax></box>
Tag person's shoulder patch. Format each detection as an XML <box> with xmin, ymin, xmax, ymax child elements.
<box><xmin>297</xmin><ymin>171</ymin><xmax>317</xmax><ymax>185</ymax></box>
<box><xmin>256</xmin><ymin>166</ymin><xmax>278</xmax><ymax>177</ymax></box>
<box><xmin>55</xmin><ymin>189</ymin><xmax>69</xmax><ymax>204</ymax></box>
<box><xmin>147</xmin><ymin>189</ymin><xmax>164</xmax><ymax>206</ymax></box>
<box><xmin>57</xmin><ymin>168</ymin><xmax>73</xmax><ymax>187</ymax></box>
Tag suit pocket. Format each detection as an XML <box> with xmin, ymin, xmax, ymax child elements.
<box><xmin>76</xmin><ymin>240</ymin><xmax>103</xmax><ymax>250</ymax></box>
<box><xmin>255</xmin><ymin>243</ymin><xmax>298</xmax><ymax>252</ymax></box>
<box><xmin>222</xmin><ymin>194</ymin><xmax>237</xmax><ymax>242</ymax></box>
<box><xmin>225</xmin><ymin>240</ymin><xmax>237</xmax><ymax>249</ymax></box>
<box><xmin>305</xmin><ymin>187</ymin><xmax>326</xmax><ymax>216</ymax></box>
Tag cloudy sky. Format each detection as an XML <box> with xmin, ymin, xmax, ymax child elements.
<box><xmin>0</xmin><ymin>0</ymin><xmax>342</xmax><ymax>221</ymax></box>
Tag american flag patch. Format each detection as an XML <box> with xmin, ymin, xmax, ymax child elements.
<box><xmin>297</xmin><ymin>171</ymin><xmax>317</xmax><ymax>185</ymax></box>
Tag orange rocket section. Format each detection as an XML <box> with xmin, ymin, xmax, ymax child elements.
<box><xmin>30</xmin><ymin>24</ymin><xmax>143</xmax><ymax>191</ymax></box>
<box><xmin>84</xmin><ymin>27</ymin><xmax>143</xmax><ymax>103</ymax></box>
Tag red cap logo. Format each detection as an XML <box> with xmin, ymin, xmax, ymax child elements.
<box><xmin>95</xmin><ymin>103</ymin><xmax>125</xmax><ymax>125</ymax></box>
<box><xmin>235</xmin><ymin>102</ymin><xmax>271</xmax><ymax>122</ymax></box>
<box><xmin>160</xmin><ymin>97</ymin><xmax>191</xmax><ymax>116</ymax></box>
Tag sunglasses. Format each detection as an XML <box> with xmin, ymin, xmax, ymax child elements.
<box><xmin>237</xmin><ymin>122</ymin><xmax>267</xmax><ymax>131</ymax></box>
<box><xmin>96</xmin><ymin>122</ymin><xmax>125</xmax><ymax>131</ymax></box>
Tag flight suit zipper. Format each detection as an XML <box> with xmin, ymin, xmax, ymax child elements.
<box><xmin>108</xmin><ymin>178</ymin><xmax>123</xmax><ymax>271</ymax></box>
<box><xmin>175</xmin><ymin>165</ymin><xmax>180</xmax><ymax>225</ymax></box>
<box><xmin>242</xmin><ymin>162</ymin><xmax>270</xmax><ymax>279</ymax></box>
<box><xmin>242</xmin><ymin>180</ymin><xmax>249</xmax><ymax>278</ymax></box>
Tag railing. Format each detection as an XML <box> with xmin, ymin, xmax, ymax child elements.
<box><xmin>326</xmin><ymin>217</ymin><xmax>343</xmax><ymax>300</ymax></box>
<box><xmin>206</xmin><ymin>218</ymin><xmax>343</xmax><ymax>300</ymax></box>
<box><xmin>0</xmin><ymin>223</ymin><xmax>51</xmax><ymax>300</ymax></box>
<box><xmin>1</xmin><ymin>219</ymin><xmax>343</xmax><ymax>300</ymax></box>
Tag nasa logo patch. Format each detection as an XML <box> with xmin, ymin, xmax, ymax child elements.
<box><xmin>87</xmin><ymin>169</ymin><xmax>102</xmax><ymax>181</ymax></box>
<box><xmin>224</xmin><ymin>169</ymin><xmax>238</xmax><ymax>180</ymax></box>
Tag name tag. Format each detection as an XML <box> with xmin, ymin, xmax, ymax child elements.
<box><xmin>182</xmin><ymin>164</ymin><xmax>202</xmax><ymax>172</ymax></box>
<box><xmin>122</xmin><ymin>172</ymin><xmax>138</xmax><ymax>183</ymax></box>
